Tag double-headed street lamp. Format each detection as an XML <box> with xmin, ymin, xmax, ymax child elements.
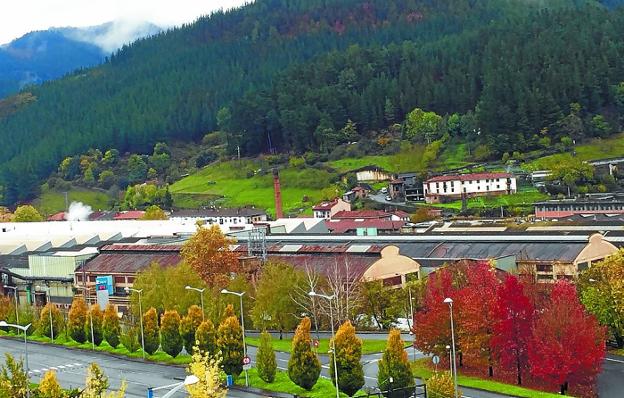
<box><xmin>125</xmin><ymin>287</ymin><xmax>146</xmax><ymax>359</ymax></box>
<box><xmin>3</xmin><ymin>285</ymin><xmax>19</xmax><ymax>327</ymax></box>
<box><xmin>221</xmin><ymin>288</ymin><xmax>248</xmax><ymax>387</ymax></box>
<box><xmin>148</xmin><ymin>374</ymin><xmax>199</xmax><ymax>398</ymax></box>
<box><xmin>185</xmin><ymin>286</ymin><xmax>206</xmax><ymax>321</ymax></box>
<box><xmin>0</xmin><ymin>321</ymin><xmax>31</xmax><ymax>398</ymax></box>
<box><xmin>36</xmin><ymin>285</ymin><xmax>54</xmax><ymax>341</ymax></box>
<box><xmin>444</xmin><ymin>297</ymin><xmax>459</xmax><ymax>398</ymax></box>
<box><xmin>309</xmin><ymin>291</ymin><xmax>339</xmax><ymax>398</ymax></box>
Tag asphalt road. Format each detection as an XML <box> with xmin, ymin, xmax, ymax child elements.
<box><xmin>1</xmin><ymin>335</ymin><xmax>622</xmax><ymax>398</ymax></box>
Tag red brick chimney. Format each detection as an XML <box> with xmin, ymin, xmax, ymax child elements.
<box><xmin>273</xmin><ymin>168</ymin><xmax>283</xmax><ymax>219</ymax></box>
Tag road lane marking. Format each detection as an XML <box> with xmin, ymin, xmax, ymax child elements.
<box><xmin>606</xmin><ymin>357</ymin><xmax>624</xmax><ymax>364</ymax></box>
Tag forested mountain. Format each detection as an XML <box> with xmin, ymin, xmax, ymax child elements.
<box><xmin>0</xmin><ymin>22</ymin><xmax>160</xmax><ymax>98</ymax></box>
<box><xmin>0</xmin><ymin>0</ymin><xmax>621</xmax><ymax>205</ymax></box>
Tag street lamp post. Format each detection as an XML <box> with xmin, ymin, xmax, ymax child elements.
<box><xmin>36</xmin><ymin>286</ymin><xmax>54</xmax><ymax>341</ymax></box>
<box><xmin>446</xmin><ymin>345</ymin><xmax>452</xmax><ymax>374</ymax></box>
<box><xmin>309</xmin><ymin>291</ymin><xmax>339</xmax><ymax>398</ymax></box>
<box><xmin>3</xmin><ymin>285</ymin><xmax>19</xmax><ymax>327</ymax></box>
<box><xmin>221</xmin><ymin>289</ymin><xmax>248</xmax><ymax>387</ymax></box>
<box><xmin>185</xmin><ymin>286</ymin><xmax>206</xmax><ymax>321</ymax></box>
<box><xmin>408</xmin><ymin>287</ymin><xmax>416</xmax><ymax>362</ymax></box>
<box><xmin>0</xmin><ymin>321</ymin><xmax>31</xmax><ymax>398</ymax></box>
<box><xmin>444</xmin><ymin>298</ymin><xmax>459</xmax><ymax>398</ymax></box>
<box><xmin>125</xmin><ymin>287</ymin><xmax>145</xmax><ymax>359</ymax></box>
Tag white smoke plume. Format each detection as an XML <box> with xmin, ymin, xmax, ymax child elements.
<box><xmin>65</xmin><ymin>201</ymin><xmax>93</xmax><ymax>221</ymax></box>
<box><xmin>64</xmin><ymin>20</ymin><xmax>161</xmax><ymax>53</ymax></box>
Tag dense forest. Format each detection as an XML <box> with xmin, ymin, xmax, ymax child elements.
<box><xmin>0</xmin><ymin>0</ymin><xmax>622</xmax><ymax>205</ymax></box>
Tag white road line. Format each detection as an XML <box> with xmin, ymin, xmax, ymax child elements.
<box><xmin>607</xmin><ymin>357</ymin><xmax>624</xmax><ymax>364</ymax></box>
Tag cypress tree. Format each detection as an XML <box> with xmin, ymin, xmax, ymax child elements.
<box><xmin>378</xmin><ymin>329</ymin><xmax>414</xmax><ymax>393</ymax></box>
<box><xmin>161</xmin><ymin>310</ymin><xmax>183</xmax><ymax>358</ymax></box>
<box><xmin>257</xmin><ymin>331</ymin><xmax>277</xmax><ymax>383</ymax></box>
<box><xmin>288</xmin><ymin>317</ymin><xmax>321</xmax><ymax>390</ymax></box>
<box><xmin>38</xmin><ymin>303</ymin><xmax>63</xmax><ymax>340</ymax></box>
<box><xmin>143</xmin><ymin>307</ymin><xmax>160</xmax><ymax>355</ymax></box>
<box><xmin>330</xmin><ymin>320</ymin><xmax>364</xmax><ymax>396</ymax></box>
<box><xmin>217</xmin><ymin>305</ymin><xmax>244</xmax><ymax>376</ymax></box>
<box><xmin>68</xmin><ymin>297</ymin><xmax>88</xmax><ymax>343</ymax></box>
<box><xmin>87</xmin><ymin>304</ymin><xmax>104</xmax><ymax>346</ymax></box>
<box><xmin>102</xmin><ymin>304</ymin><xmax>121</xmax><ymax>348</ymax></box>
<box><xmin>195</xmin><ymin>319</ymin><xmax>217</xmax><ymax>355</ymax></box>
<box><xmin>180</xmin><ymin>305</ymin><xmax>203</xmax><ymax>353</ymax></box>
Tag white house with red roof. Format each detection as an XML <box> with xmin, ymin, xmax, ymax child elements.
<box><xmin>312</xmin><ymin>198</ymin><xmax>351</xmax><ymax>219</ymax></box>
<box><xmin>423</xmin><ymin>172</ymin><xmax>516</xmax><ymax>204</ymax></box>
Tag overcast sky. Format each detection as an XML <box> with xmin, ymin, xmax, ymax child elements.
<box><xmin>0</xmin><ymin>0</ymin><xmax>249</xmax><ymax>45</ymax></box>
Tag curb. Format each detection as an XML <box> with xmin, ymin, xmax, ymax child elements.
<box><xmin>0</xmin><ymin>334</ymin><xmax>187</xmax><ymax>368</ymax></box>
<box><xmin>229</xmin><ymin>384</ymin><xmax>292</xmax><ymax>397</ymax></box>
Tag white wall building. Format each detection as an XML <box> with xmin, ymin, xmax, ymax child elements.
<box><xmin>423</xmin><ymin>172</ymin><xmax>516</xmax><ymax>204</ymax></box>
<box><xmin>312</xmin><ymin>198</ymin><xmax>351</xmax><ymax>219</ymax></box>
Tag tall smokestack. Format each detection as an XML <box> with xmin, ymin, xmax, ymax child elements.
<box><xmin>273</xmin><ymin>168</ymin><xmax>283</xmax><ymax>219</ymax></box>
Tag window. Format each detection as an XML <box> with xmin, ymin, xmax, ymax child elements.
<box><xmin>537</xmin><ymin>274</ymin><xmax>554</xmax><ymax>280</ymax></box>
<box><xmin>536</xmin><ymin>264</ymin><xmax>553</xmax><ymax>273</ymax></box>
<box><xmin>577</xmin><ymin>262</ymin><xmax>590</xmax><ymax>272</ymax></box>
<box><xmin>114</xmin><ymin>276</ymin><xmax>125</xmax><ymax>284</ymax></box>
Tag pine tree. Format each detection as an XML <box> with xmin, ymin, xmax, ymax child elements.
<box><xmin>288</xmin><ymin>317</ymin><xmax>321</xmax><ymax>390</ymax></box>
<box><xmin>68</xmin><ymin>297</ymin><xmax>88</xmax><ymax>343</ymax></box>
<box><xmin>143</xmin><ymin>307</ymin><xmax>160</xmax><ymax>355</ymax></box>
<box><xmin>103</xmin><ymin>304</ymin><xmax>121</xmax><ymax>348</ymax></box>
<box><xmin>180</xmin><ymin>305</ymin><xmax>204</xmax><ymax>353</ymax></box>
<box><xmin>217</xmin><ymin>307</ymin><xmax>244</xmax><ymax>376</ymax></box>
<box><xmin>330</xmin><ymin>320</ymin><xmax>364</xmax><ymax>396</ymax></box>
<box><xmin>161</xmin><ymin>310</ymin><xmax>183</xmax><ymax>358</ymax></box>
<box><xmin>257</xmin><ymin>331</ymin><xmax>277</xmax><ymax>383</ymax></box>
<box><xmin>38</xmin><ymin>370</ymin><xmax>64</xmax><ymax>398</ymax></box>
<box><xmin>378</xmin><ymin>329</ymin><xmax>414</xmax><ymax>393</ymax></box>
<box><xmin>87</xmin><ymin>304</ymin><xmax>104</xmax><ymax>346</ymax></box>
<box><xmin>195</xmin><ymin>320</ymin><xmax>217</xmax><ymax>355</ymax></box>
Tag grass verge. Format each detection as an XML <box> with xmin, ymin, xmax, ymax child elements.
<box><xmin>33</xmin><ymin>186</ymin><xmax>110</xmax><ymax>216</ymax></box>
<box><xmin>246</xmin><ymin>336</ymin><xmax>387</xmax><ymax>355</ymax></box>
<box><xmin>236</xmin><ymin>368</ymin><xmax>354</xmax><ymax>398</ymax></box>
<box><xmin>412</xmin><ymin>359</ymin><xmax>572</xmax><ymax>398</ymax></box>
<box><xmin>430</xmin><ymin>187</ymin><xmax>548</xmax><ymax>211</ymax></box>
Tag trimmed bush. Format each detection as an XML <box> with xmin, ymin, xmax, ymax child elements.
<box><xmin>103</xmin><ymin>304</ymin><xmax>121</xmax><ymax>348</ymax></box>
<box><xmin>330</xmin><ymin>320</ymin><xmax>364</xmax><ymax>396</ymax></box>
<box><xmin>288</xmin><ymin>317</ymin><xmax>321</xmax><ymax>390</ymax></box>
<box><xmin>143</xmin><ymin>307</ymin><xmax>160</xmax><ymax>355</ymax></box>
<box><xmin>87</xmin><ymin>304</ymin><xmax>104</xmax><ymax>346</ymax></box>
<box><xmin>378</xmin><ymin>329</ymin><xmax>414</xmax><ymax>393</ymax></box>
<box><xmin>257</xmin><ymin>331</ymin><xmax>277</xmax><ymax>383</ymax></box>
<box><xmin>121</xmin><ymin>323</ymin><xmax>141</xmax><ymax>353</ymax></box>
<box><xmin>180</xmin><ymin>305</ymin><xmax>203</xmax><ymax>353</ymax></box>
<box><xmin>68</xmin><ymin>297</ymin><xmax>88</xmax><ymax>343</ymax></box>
<box><xmin>217</xmin><ymin>306</ymin><xmax>244</xmax><ymax>376</ymax></box>
<box><xmin>38</xmin><ymin>370</ymin><xmax>64</xmax><ymax>398</ymax></box>
<box><xmin>195</xmin><ymin>319</ymin><xmax>217</xmax><ymax>355</ymax></box>
<box><xmin>426</xmin><ymin>371</ymin><xmax>458</xmax><ymax>398</ymax></box>
<box><xmin>160</xmin><ymin>310</ymin><xmax>183</xmax><ymax>358</ymax></box>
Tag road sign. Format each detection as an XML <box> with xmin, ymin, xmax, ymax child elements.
<box><xmin>242</xmin><ymin>356</ymin><xmax>251</xmax><ymax>365</ymax></box>
<box><xmin>313</xmin><ymin>339</ymin><xmax>319</xmax><ymax>348</ymax></box>
<box><xmin>432</xmin><ymin>355</ymin><xmax>440</xmax><ymax>365</ymax></box>
<box><xmin>95</xmin><ymin>283</ymin><xmax>109</xmax><ymax>311</ymax></box>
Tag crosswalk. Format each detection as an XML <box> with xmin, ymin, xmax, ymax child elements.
<box><xmin>28</xmin><ymin>362</ymin><xmax>84</xmax><ymax>375</ymax></box>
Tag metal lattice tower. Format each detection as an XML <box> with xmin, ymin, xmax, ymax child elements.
<box><xmin>247</xmin><ymin>228</ymin><xmax>267</xmax><ymax>261</ymax></box>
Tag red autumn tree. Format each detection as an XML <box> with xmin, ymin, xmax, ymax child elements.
<box><xmin>528</xmin><ymin>281</ymin><xmax>606</xmax><ymax>395</ymax></box>
<box><xmin>491</xmin><ymin>275</ymin><xmax>534</xmax><ymax>385</ymax></box>
<box><xmin>414</xmin><ymin>267</ymin><xmax>457</xmax><ymax>357</ymax></box>
<box><xmin>456</xmin><ymin>261</ymin><xmax>499</xmax><ymax>377</ymax></box>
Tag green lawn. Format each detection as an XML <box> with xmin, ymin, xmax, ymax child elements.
<box><xmin>170</xmin><ymin>160</ymin><xmax>337</xmax><ymax>216</ymax></box>
<box><xmin>33</xmin><ymin>186</ymin><xmax>110</xmax><ymax>216</ymax></box>
<box><xmin>412</xmin><ymin>359</ymin><xmax>572</xmax><ymax>398</ymax></box>
<box><xmin>437</xmin><ymin>143</ymin><xmax>472</xmax><ymax>170</ymax></box>
<box><xmin>246</xmin><ymin>336</ymin><xmax>388</xmax><ymax>355</ymax></box>
<box><xmin>236</xmin><ymin>368</ymin><xmax>354</xmax><ymax>398</ymax></box>
<box><xmin>526</xmin><ymin>133</ymin><xmax>624</xmax><ymax>170</ymax></box>
<box><xmin>430</xmin><ymin>187</ymin><xmax>548</xmax><ymax>211</ymax></box>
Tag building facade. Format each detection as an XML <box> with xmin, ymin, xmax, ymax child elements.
<box><xmin>535</xmin><ymin>199</ymin><xmax>624</xmax><ymax>219</ymax></box>
<box><xmin>423</xmin><ymin>172</ymin><xmax>516</xmax><ymax>204</ymax></box>
<box><xmin>312</xmin><ymin>198</ymin><xmax>351</xmax><ymax>219</ymax></box>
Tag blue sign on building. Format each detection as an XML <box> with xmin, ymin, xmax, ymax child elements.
<box><xmin>95</xmin><ymin>275</ymin><xmax>114</xmax><ymax>295</ymax></box>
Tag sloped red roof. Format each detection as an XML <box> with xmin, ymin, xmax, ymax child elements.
<box><xmin>391</xmin><ymin>210</ymin><xmax>410</xmax><ymax>219</ymax></box>
<box><xmin>78</xmin><ymin>252</ymin><xmax>181</xmax><ymax>274</ymax></box>
<box><xmin>113</xmin><ymin>211</ymin><xmax>145</xmax><ymax>220</ymax></box>
<box><xmin>332</xmin><ymin>210</ymin><xmax>391</xmax><ymax>220</ymax></box>
<box><xmin>312</xmin><ymin>199</ymin><xmax>339</xmax><ymax>211</ymax></box>
<box><xmin>426</xmin><ymin>172</ymin><xmax>512</xmax><ymax>183</ymax></box>
<box><xmin>47</xmin><ymin>212</ymin><xmax>66</xmax><ymax>221</ymax></box>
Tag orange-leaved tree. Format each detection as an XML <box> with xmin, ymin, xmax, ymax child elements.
<box><xmin>180</xmin><ymin>225</ymin><xmax>239</xmax><ymax>287</ymax></box>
